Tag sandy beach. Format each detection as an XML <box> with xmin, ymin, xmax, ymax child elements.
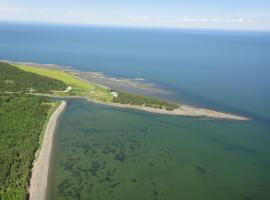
<box><xmin>31</xmin><ymin>93</ymin><xmax>249</xmax><ymax>120</ymax></box>
<box><xmin>3</xmin><ymin>60</ymin><xmax>250</xmax><ymax>120</ymax></box>
<box><xmin>102</xmin><ymin>102</ymin><xmax>249</xmax><ymax>120</ymax></box>
<box><xmin>29</xmin><ymin>100</ymin><xmax>66</xmax><ymax>200</ymax></box>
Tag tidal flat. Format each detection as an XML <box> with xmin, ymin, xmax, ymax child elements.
<box><xmin>47</xmin><ymin>100</ymin><xmax>270</xmax><ymax>200</ymax></box>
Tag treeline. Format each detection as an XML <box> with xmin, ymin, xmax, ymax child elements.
<box><xmin>0</xmin><ymin>62</ymin><xmax>67</xmax><ymax>93</ymax></box>
<box><xmin>0</xmin><ymin>94</ymin><xmax>50</xmax><ymax>199</ymax></box>
<box><xmin>112</xmin><ymin>91</ymin><xmax>180</xmax><ymax>111</ymax></box>
<box><xmin>0</xmin><ymin>62</ymin><xmax>66</xmax><ymax>199</ymax></box>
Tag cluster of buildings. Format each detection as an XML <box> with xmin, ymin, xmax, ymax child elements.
<box><xmin>63</xmin><ymin>86</ymin><xmax>118</xmax><ymax>98</ymax></box>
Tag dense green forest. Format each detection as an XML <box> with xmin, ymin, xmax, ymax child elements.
<box><xmin>0</xmin><ymin>94</ymin><xmax>51</xmax><ymax>199</ymax></box>
<box><xmin>0</xmin><ymin>62</ymin><xmax>66</xmax><ymax>93</ymax></box>
<box><xmin>112</xmin><ymin>91</ymin><xmax>180</xmax><ymax>111</ymax></box>
<box><xmin>0</xmin><ymin>62</ymin><xmax>66</xmax><ymax>199</ymax></box>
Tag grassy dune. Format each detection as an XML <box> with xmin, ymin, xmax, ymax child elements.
<box><xmin>16</xmin><ymin>64</ymin><xmax>113</xmax><ymax>102</ymax></box>
<box><xmin>15</xmin><ymin>64</ymin><xmax>181</xmax><ymax>110</ymax></box>
<box><xmin>16</xmin><ymin>65</ymin><xmax>93</xmax><ymax>90</ymax></box>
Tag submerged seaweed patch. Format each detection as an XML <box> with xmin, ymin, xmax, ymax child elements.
<box><xmin>48</xmin><ymin>100</ymin><xmax>269</xmax><ymax>200</ymax></box>
<box><xmin>195</xmin><ymin>165</ymin><xmax>206</xmax><ymax>174</ymax></box>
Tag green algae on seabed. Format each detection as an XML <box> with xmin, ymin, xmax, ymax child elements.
<box><xmin>47</xmin><ymin>100</ymin><xmax>270</xmax><ymax>200</ymax></box>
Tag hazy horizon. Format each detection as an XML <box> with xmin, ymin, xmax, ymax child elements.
<box><xmin>1</xmin><ymin>0</ymin><xmax>270</xmax><ymax>31</ymax></box>
<box><xmin>1</xmin><ymin>20</ymin><xmax>270</xmax><ymax>33</ymax></box>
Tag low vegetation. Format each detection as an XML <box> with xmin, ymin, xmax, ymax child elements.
<box><xmin>15</xmin><ymin>64</ymin><xmax>113</xmax><ymax>102</ymax></box>
<box><xmin>15</xmin><ymin>63</ymin><xmax>180</xmax><ymax>110</ymax></box>
<box><xmin>112</xmin><ymin>91</ymin><xmax>180</xmax><ymax>111</ymax></box>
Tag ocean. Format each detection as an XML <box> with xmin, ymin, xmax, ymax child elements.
<box><xmin>0</xmin><ymin>22</ymin><xmax>269</xmax><ymax>199</ymax></box>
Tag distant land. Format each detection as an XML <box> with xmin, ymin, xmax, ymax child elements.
<box><xmin>4</xmin><ymin>60</ymin><xmax>249</xmax><ymax>120</ymax></box>
<box><xmin>0</xmin><ymin>60</ymin><xmax>249</xmax><ymax>198</ymax></box>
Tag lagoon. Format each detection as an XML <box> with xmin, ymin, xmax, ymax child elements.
<box><xmin>48</xmin><ymin>100</ymin><xmax>270</xmax><ymax>200</ymax></box>
<box><xmin>0</xmin><ymin>22</ymin><xmax>270</xmax><ymax>199</ymax></box>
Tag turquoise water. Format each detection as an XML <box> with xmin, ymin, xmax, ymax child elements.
<box><xmin>0</xmin><ymin>22</ymin><xmax>269</xmax><ymax>199</ymax></box>
<box><xmin>48</xmin><ymin>100</ymin><xmax>270</xmax><ymax>200</ymax></box>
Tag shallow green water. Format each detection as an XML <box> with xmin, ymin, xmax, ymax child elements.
<box><xmin>48</xmin><ymin>100</ymin><xmax>270</xmax><ymax>200</ymax></box>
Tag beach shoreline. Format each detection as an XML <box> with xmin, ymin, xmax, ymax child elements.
<box><xmin>30</xmin><ymin>93</ymin><xmax>249</xmax><ymax>120</ymax></box>
<box><xmin>2</xmin><ymin>59</ymin><xmax>249</xmax><ymax>121</ymax></box>
<box><xmin>28</xmin><ymin>100</ymin><xmax>66</xmax><ymax>200</ymax></box>
<box><xmin>102</xmin><ymin>102</ymin><xmax>250</xmax><ymax>120</ymax></box>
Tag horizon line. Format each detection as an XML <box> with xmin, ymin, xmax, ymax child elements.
<box><xmin>1</xmin><ymin>19</ymin><xmax>270</xmax><ymax>33</ymax></box>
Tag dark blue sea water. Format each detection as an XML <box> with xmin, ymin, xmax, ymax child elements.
<box><xmin>0</xmin><ymin>22</ymin><xmax>270</xmax><ymax>121</ymax></box>
<box><xmin>1</xmin><ymin>22</ymin><xmax>270</xmax><ymax>200</ymax></box>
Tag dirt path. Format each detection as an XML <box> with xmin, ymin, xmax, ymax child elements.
<box><xmin>29</xmin><ymin>100</ymin><xmax>66</xmax><ymax>200</ymax></box>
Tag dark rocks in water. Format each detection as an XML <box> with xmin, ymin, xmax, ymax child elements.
<box><xmin>57</xmin><ymin>179</ymin><xmax>71</xmax><ymax>194</ymax></box>
<box><xmin>195</xmin><ymin>165</ymin><xmax>206</xmax><ymax>174</ymax></box>
<box><xmin>90</xmin><ymin>161</ymin><xmax>100</xmax><ymax>176</ymax></box>
<box><xmin>105</xmin><ymin>176</ymin><xmax>112</xmax><ymax>182</ymax></box>
<box><xmin>109</xmin><ymin>182</ymin><xmax>121</xmax><ymax>188</ymax></box>
<box><xmin>131</xmin><ymin>178</ymin><xmax>137</xmax><ymax>182</ymax></box>
<box><xmin>88</xmin><ymin>183</ymin><xmax>95</xmax><ymax>193</ymax></box>
<box><xmin>99</xmin><ymin>179</ymin><xmax>104</xmax><ymax>183</ymax></box>
<box><xmin>153</xmin><ymin>189</ymin><xmax>159</xmax><ymax>196</ymax></box>
<box><xmin>114</xmin><ymin>152</ymin><xmax>126</xmax><ymax>162</ymax></box>
<box><xmin>242</xmin><ymin>194</ymin><xmax>253</xmax><ymax>200</ymax></box>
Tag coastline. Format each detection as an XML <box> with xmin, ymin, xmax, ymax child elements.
<box><xmin>102</xmin><ymin>102</ymin><xmax>250</xmax><ymax>120</ymax></box>
<box><xmin>31</xmin><ymin>94</ymin><xmax>249</xmax><ymax>120</ymax></box>
<box><xmin>3</xmin><ymin>60</ymin><xmax>249</xmax><ymax>121</ymax></box>
<box><xmin>95</xmin><ymin>101</ymin><xmax>249</xmax><ymax>121</ymax></box>
<box><xmin>29</xmin><ymin>100</ymin><xmax>66</xmax><ymax>200</ymax></box>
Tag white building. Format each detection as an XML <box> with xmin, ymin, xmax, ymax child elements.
<box><xmin>64</xmin><ymin>86</ymin><xmax>72</xmax><ymax>92</ymax></box>
<box><xmin>111</xmin><ymin>92</ymin><xmax>118</xmax><ymax>98</ymax></box>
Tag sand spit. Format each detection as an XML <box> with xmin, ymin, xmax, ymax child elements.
<box><xmin>102</xmin><ymin>102</ymin><xmax>249</xmax><ymax>121</ymax></box>
<box><xmin>29</xmin><ymin>101</ymin><xmax>66</xmax><ymax>200</ymax></box>
<box><xmin>31</xmin><ymin>93</ymin><xmax>249</xmax><ymax>120</ymax></box>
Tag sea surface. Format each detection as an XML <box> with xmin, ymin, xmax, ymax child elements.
<box><xmin>0</xmin><ymin>22</ymin><xmax>270</xmax><ymax>199</ymax></box>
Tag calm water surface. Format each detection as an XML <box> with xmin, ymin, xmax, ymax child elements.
<box><xmin>0</xmin><ymin>22</ymin><xmax>269</xmax><ymax>199</ymax></box>
<box><xmin>47</xmin><ymin>100</ymin><xmax>270</xmax><ymax>200</ymax></box>
<box><xmin>0</xmin><ymin>23</ymin><xmax>270</xmax><ymax>120</ymax></box>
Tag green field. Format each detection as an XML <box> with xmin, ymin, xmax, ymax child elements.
<box><xmin>16</xmin><ymin>64</ymin><xmax>180</xmax><ymax>110</ymax></box>
<box><xmin>15</xmin><ymin>64</ymin><xmax>113</xmax><ymax>102</ymax></box>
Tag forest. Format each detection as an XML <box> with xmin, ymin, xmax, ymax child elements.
<box><xmin>0</xmin><ymin>62</ymin><xmax>66</xmax><ymax>199</ymax></box>
<box><xmin>0</xmin><ymin>62</ymin><xmax>66</xmax><ymax>93</ymax></box>
<box><xmin>112</xmin><ymin>91</ymin><xmax>180</xmax><ymax>111</ymax></box>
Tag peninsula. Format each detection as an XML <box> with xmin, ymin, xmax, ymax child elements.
<box><xmin>0</xmin><ymin>61</ymin><xmax>249</xmax><ymax>200</ymax></box>
<box><xmin>12</xmin><ymin>61</ymin><xmax>249</xmax><ymax>120</ymax></box>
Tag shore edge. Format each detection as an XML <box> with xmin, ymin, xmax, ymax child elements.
<box><xmin>29</xmin><ymin>100</ymin><xmax>66</xmax><ymax>200</ymax></box>
<box><xmin>31</xmin><ymin>94</ymin><xmax>249</xmax><ymax>120</ymax></box>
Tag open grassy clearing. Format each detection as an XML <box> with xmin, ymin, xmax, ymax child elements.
<box><xmin>15</xmin><ymin>64</ymin><xmax>113</xmax><ymax>102</ymax></box>
<box><xmin>15</xmin><ymin>63</ymin><xmax>180</xmax><ymax>110</ymax></box>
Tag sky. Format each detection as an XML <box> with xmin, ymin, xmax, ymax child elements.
<box><xmin>0</xmin><ymin>0</ymin><xmax>270</xmax><ymax>30</ymax></box>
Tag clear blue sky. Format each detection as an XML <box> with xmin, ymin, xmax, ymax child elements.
<box><xmin>0</xmin><ymin>0</ymin><xmax>269</xmax><ymax>30</ymax></box>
